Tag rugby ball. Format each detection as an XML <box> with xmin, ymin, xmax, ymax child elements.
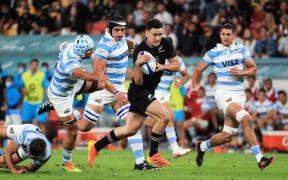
<box><xmin>140</xmin><ymin>51</ymin><xmax>157</xmax><ymax>75</ymax></box>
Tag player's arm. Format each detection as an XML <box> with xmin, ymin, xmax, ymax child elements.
<box><xmin>157</xmin><ymin>56</ymin><xmax>180</xmax><ymax>72</ymax></box>
<box><xmin>197</xmin><ymin>111</ymin><xmax>209</xmax><ymax>119</ymax></box>
<box><xmin>175</xmin><ymin>68</ymin><xmax>189</xmax><ymax>88</ymax></box>
<box><xmin>3</xmin><ymin>140</ymin><xmax>27</xmax><ymax>174</ymax></box>
<box><xmin>187</xmin><ymin>62</ymin><xmax>209</xmax><ymax>98</ymax></box>
<box><xmin>71</xmin><ymin>67</ymin><xmax>108</xmax><ymax>82</ymax></box>
<box><xmin>126</xmin><ymin>39</ymin><xmax>135</xmax><ymax>50</ymax></box>
<box><xmin>133</xmin><ymin>53</ymin><xmax>151</xmax><ymax>85</ymax></box>
<box><xmin>93</xmin><ymin>57</ymin><xmax>128</xmax><ymax>105</ymax></box>
<box><xmin>230</xmin><ymin>58</ymin><xmax>257</xmax><ymax>76</ymax></box>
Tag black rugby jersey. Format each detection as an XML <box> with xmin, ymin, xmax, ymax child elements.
<box><xmin>131</xmin><ymin>37</ymin><xmax>176</xmax><ymax>90</ymax></box>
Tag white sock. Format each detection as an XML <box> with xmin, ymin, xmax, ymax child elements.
<box><xmin>63</xmin><ymin>149</ymin><xmax>73</xmax><ymax>164</ymax></box>
<box><xmin>165</xmin><ymin>127</ymin><xmax>180</xmax><ymax>153</ymax></box>
<box><xmin>128</xmin><ymin>131</ymin><xmax>145</xmax><ymax>165</ymax></box>
<box><xmin>200</xmin><ymin>140</ymin><xmax>211</xmax><ymax>152</ymax></box>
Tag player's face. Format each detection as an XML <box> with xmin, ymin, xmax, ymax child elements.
<box><xmin>145</xmin><ymin>28</ymin><xmax>162</xmax><ymax>47</ymax></box>
<box><xmin>84</xmin><ymin>48</ymin><xmax>94</xmax><ymax>59</ymax></box>
<box><xmin>279</xmin><ymin>93</ymin><xmax>287</xmax><ymax>103</ymax></box>
<box><xmin>208</xmin><ymin>74</ymin><xmax>216</xmax><ymax>85</ymax></box>
<box><xmin>220</xmin><ymin>28</ymin><xmax>234</xmax><ymax>47</ymax></box>
<box><xmin>30</xmin><ymin>61</ymin><xmax>38</xmax><ymax>72</ymax></box>
<box><xmin>197</xmin><ymin>89</ymin><xmax>205</xmax><ymax>98</ymax></box>
<box><xmin>264</xmin><ymin>80</ymin><xmax>272</xmax><ymax>90</ymax></box>
<box><xmin>258</xmin><ymin>92</ymin><xmax>266</xmax><ymax>102</ymax></box>
<box><xmin>248</xmin><ymin>77</ymin><xmax>255</xmax><ymax>86</ymax></box>
<box><xmin>245</xmin><ymin>91</ymin><xmax>252</xmax><ymax>100</ymax></box>
<box><xmin>112</xmin><ymin>26</ymin><xmax>126</xmax><ymax>41</ymax></box>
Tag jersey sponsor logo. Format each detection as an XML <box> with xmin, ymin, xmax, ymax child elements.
<box><xmin>226</xmin><ymin>97</ymin><xmax>232</xmax><ymax>102</ymax></box>
<box><xmin>64</xmin><ymin>108</ymin><xmax>70</xmax><ymax>113</ymax></box>
<box><xmin>222</xmin><ymin>59</ymin><xmax>239</xmax><ymax>67</ymax></box>
<box><xmin>10</xmin><ymin>128</ymin><xmax>14</xmax><ymax>134</ymax></box>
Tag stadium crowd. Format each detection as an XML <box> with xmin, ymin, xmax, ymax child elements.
<box><xmin>1</xmin><ymin>0</ymin><xmax>288</xmax><ymax>57</ymax></box>
<box><xmin>0</xmin><ymin>0</ymin><xmax>288</xmax><ymax>149</ymax></box>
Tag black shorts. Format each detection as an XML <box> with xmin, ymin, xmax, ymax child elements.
<box><xmin>0</xmin><ymin>110</ymin><xmax>5</xmax><ymax>120</ymax></box>
<box><xmin>128</xmin><ymin>86</ymin><xmax>156</xmax><ymax>116</ymax></box>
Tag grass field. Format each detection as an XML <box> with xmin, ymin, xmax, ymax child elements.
<box><xmin>0</xmin><ymin>149</ymin><xmax>286</xmax><ymax>180</ymax></box>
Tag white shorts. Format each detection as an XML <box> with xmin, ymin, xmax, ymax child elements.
<box><xmin>215</xmin><ymin>90</ymin><xmax>245</xmax><ymax>117</ymax></box>
<box><xmin>48</xmin><ymin>79</ymin><xmax>84</xmax><ymax>117</ymax></box>
<box><xmin>192</xmin><ymin>118</ymin><xmax>209</xmax><ymax>129</ymax></box>
<box><xmin>87</xmin><ymin>84</ymin><xmax>127</xmax><ymax>106</ymax></box>
<box><xmin>6</xmin><ymin>125</ymin><xmax>29</xmax><ymax>160</ymax></box>
<box><xmin>155</xmin><ymin>90</ymin><xmax>170</xmax><ymax>103</ymax></box>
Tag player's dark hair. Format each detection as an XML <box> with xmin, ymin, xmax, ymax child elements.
<box><xmin>146</xmin><ymin>19</ymin><xmax>163</xmax><ymax>30</ymax></box>
<box><xmin>17</xmin><ymin>62</ymin><xmax>26</xmax><ymax>68</ymax></box>
<box><xmin>278</xmin><ymin>90</ymin><xmax>287</xmax><ymax>96</ymax></box>
<box><xmin>6</xmin><ymin>76</ymin><xmax>14</xmax><ymax>81</ymax></box>
<box><xmin>29</xmin><ymin>138</ymin><xmax>46</xmax><ymax>157</ymax></box>
<box><xmin>221</xmin><ymin>23</ymin><xmax>235</xmax><ymax>33</ymax></box>
<box><xmin>264</xmin><ymin>78</ymin><xmax>272</xmax><ymax>83</ymax></box>
<box><xmin>208</xmin><ymin>72</ymin><xmax>216</xmax><ymax>78</ymax></box>
<box><xmin>30</xmin><ymin>58</ymin><xmax>39</xmax><ymax>64</ymax></box>
<box><xmin>198</xmin><ymin>86</ymin><xmax>205</xmax><ymax>92</ymax></box>
<box><xmin>248</xmin><ymin>75</ymin><xmax>256</xmax><ymax>80</ymax></box>
<box><xmin>245</xmin><ymin>88</ymin><xmax>252</xmax><ymax>94</ymax></box>
<box><xmin>258</xmin><ymin>88</ymin><xmax>266</xmax><ymax>94</ymax></box>
<box><xmin>41</xmin><ymin>62</ymin><xmax>49</xmax><ymax>67</ymax></box>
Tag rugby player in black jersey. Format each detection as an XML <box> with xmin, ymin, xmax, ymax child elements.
<box><xmin>89</xmin><ymin>19</ymin><xmax>180</xmax><ymax>168</ymax></box>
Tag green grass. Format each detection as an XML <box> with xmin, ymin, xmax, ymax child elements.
<box><xmin>0</xmin><ymin>149</ymin><xmax>286</xmax><ymax>180</ymax></box>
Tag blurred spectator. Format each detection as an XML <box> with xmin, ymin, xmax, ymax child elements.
<box><xmin>277</xmin><ymin>32</ymin><xmax>288</xmax><ymax>57</ymax></box>
<box><xmin>183</xmin><ymin>87</ymin><xmax>211</xmax><ymax>144</ymax></box>
<box><xmin>241</xmin><ymin>28</ymin><xmax>256</xmax><ymax>57</ymax></box>
<box><xmin>179</xmin><ymin>22</ymin><xmax>201</xmax><ymax>56</ymax></box>
<box><xmin>4</xmin><ymin>76</ymin><xmax>22</xmax><ymax>125</ymax></box>
<box><xmin>48</xmin><ymin>1</ymin><xmax>62</xmax><ymax>34</ymax></box>
<box><xmin>169</xmin><ymin>79</ymin><xmax>187</xmax><ymax>146</ymax></box>
<box><xmin>250</xmin><ymin>88</ymin><xmax>275</xmax><ymax>133</ymax></box>
<box><xmin>14</xmin><ymin>62</ymin><xmax>26</xmax><ymax>88</ymax></box>
<box><xmin>234</xmin><ymin>23</ymin><xmax>243</xmax><ymax>43</ymax></box>
<box><xmin>244</xmin><ymin>88</ymin><xmax>253</xmax><ymax>112</ymax></box>
<box><xmin>264</xmin><ymin>78</ymin><xmax>278</xmax><ymax>103</ymax></box>
<box><xmin>142</xmin><ymin>10</ymin><xmax>150</xmax><ymax>25</ymax></box>
<box><xmin>278</xmin><ymin>14</ymin><xmax>288</xmax><ymax>38</ymax></box>
<box><xmin>142</xmin><ymin>0</ymin><xmax>157</xmax><ymax>16</ymax></box>
<box><xmin>115</xmin><ymin>0</ymin><xmax>134</xmax><ymax>18</ymax></box>
<box><xmin>263</xmin><ymin>0</ymin><xmax>278</xmax><ymax>17</ymax></box>
<box><xmin>211</xmin><ymin>8</ymin><xmax>228</xmax><ymax>27</ymax></box>
<box><xmin>87</xmin><ymin>0</ymin><xmax>102</xmax><ymax>22</ymax></box>
<box><xmin>199</xmin><ymin>24</ymin><xmax>219</xmax><ymax>55</ymax></box>
<box><xmin>163</xmin><ymin>24</ymin><xmax>178</xmax><ymax>50</ymax></box>
<box><xmin>0</xmin><ymin>2</ymin><xmax>17</xmax><ymax>35</ymax></box>
<box><xmin>153</xmin><ymin>3</ymin><xmax>173</xmax><ymax>25</ymax></box>
<box><xmin>133</xmin><ymin>0</ymin><xmax>145</xmax><ymax>26</ymax></box>
<box><xmin>41</xmin><ymin>62</ymin><xmax>53</xmax><ymax>80</ymax></box>
<box><xmin>20</xmin><ymin>59</ymin><xmax>49</xmax><ymax>134</ymax></box>
<box><xmin>190</xmin><ymin>14</ymin><xmax>204</xmax><ymax>35</ymax></box>
<box><xmin>273</xmin><ymin>90</ymin><xmax>288</xmax><ymax>130</ymax></box>
<box><xmin>126</xmin><ymin>13</ymin><xmax>136</xmax><ymax>28</ymax></box>
<box><xmin>61</xmin><ymin>6</ymin><xmax>79</xmax><ymax>35</ymax></box>
<box><xmin>17</xmin><ymin>0</ymin><xmax>34</xmax><ymax>34</ymax></box>
<box><xmin>254</xmin><ymin>25</ymin><xmax>276</xmax><ymax>58</ymax></box>
<box><xmin>173</xmin><ymin>14</ymin><xmax>183</xmax><ymax>44</ymax></box>
<box><xmin>246</xmin><ymin>75</ymin><xmax>259</xmax><ymax>101</ymax></box>
<box><xmin>124</xmin><ymin>68</ymin><xmax>133</xmax><ymax>91</ymax></box>
<box><xmin>262</xmin><ymin>12</ymin><xmax>278</xmax><ymax>39</ymax></box>
<box><xmin>126</xmin><ymin>25</ymin><xmax>142</xmax><ymax>46</ymax></box>
<box><xmin>0</xmin><ymin>62</ymin><xmax>8</xmax><ymax>78</ymax></box>
<box><xmin>102</xmin><ymin>0</ymin><xmax>115</xmax><ymax>20</ymax></box>
<box><xmin>276</xmin><ymin>1</ymin><xmax>288</xmax><ymax>23</ymax></box>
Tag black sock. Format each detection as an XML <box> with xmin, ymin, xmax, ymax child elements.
<box><xmin>94</xmin><ymin>129</ymin><xmax>120</xmax><ymax>152</ymax></box>
<box><xmin>149</xmin><ymin>132</ymin><xmax>163</xmax><ymax>157</ymax></box>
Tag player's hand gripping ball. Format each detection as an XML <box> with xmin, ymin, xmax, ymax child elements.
<box><xmin>140</xmin><ymin>51</ymin><xmax>157</xmax><ymax>75</ymax></box>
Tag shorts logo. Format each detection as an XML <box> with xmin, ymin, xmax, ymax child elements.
<box><xmin>95</xmin><ymin>99</ymin><xmax>102</xmax><ymax>103</ymax></box>
<box><xmin>160</xmin><ymin>97</ymin><xmax>164</xmax><ymax>100</ymax></box>
<box><xmin>226</xmin><ymin>97</ymin><xmax>232</xmax><ymax>102</ymax></box>
<box><xmin>64</xmin><ymin>108</ymin><xmax>70</xmax><ymax>113</ymax></box>
<box><xmin>10</xmin><ymin>128</ymin><xmax>14</xmax><ymax>134</ymax></box>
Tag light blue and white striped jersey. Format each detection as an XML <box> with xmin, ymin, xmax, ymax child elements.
<box><xmin>204</xmin><ymin>85</ymin><xmax>216</xmax><ymax>107</ymax></box>
<box><xmin>156</xmin><ymin>57</ymin><xmax>186</xmax><ymax>92</ymax></box>
<box><xmin>198</xmin><ymin>98</ymin><xmax>211</xmax><ymax>112</ymax></box>
<box><xmin>94</xmin><ymin>29</ymin><xmax>129</xmax><ymax>85</ymax></box>
<box><xmin>49</xmin><ymin>42</ymin><xmax>82</xmax><ymax>97</ymax></box>
<box><xmin>202</xmin><ymin>42</ymin><xmax>251</xmax><ymax>91</ymax></box>
<box><xmin>274</xmin><ymin>100</ymin><xmax>288</xmax><ymax>116</ymax></box>
<box><xmin>249</xmin><ymin>99</ymin><xmax>275</xmax><ymax>117</ymax></box>
<box><xmin>14</xmin><ymin>124</ymin><xmax>52</xmax><ymax>167</ymax></box>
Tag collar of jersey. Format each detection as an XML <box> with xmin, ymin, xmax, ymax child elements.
<box><xmin>104</xmin><ymin>28</ymin><xmax>117</xmax><ymax>42</ymax></box>
<box><xmin>68</xmin><ymin>43</ymin><xmax>82</xmax><ymax>61</ymax></box>
<box><xmin>216</xmin><ymin>42</ymin><xmax>236</xmax><ymax>50</ymax></box>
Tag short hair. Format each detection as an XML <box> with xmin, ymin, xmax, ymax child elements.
<box><xmin>245</xmin><ymin>88</ymin><xmax>252</xmax><ymax>94</ymax></box>
<box><xmin>260</xmin><ymin>25</ymin><xmax>268</xmax><ymax>31</ymax></box>
<box><xmin>208</xmin><ymin>72</ymin><xmax>216</xmax><ymax>78</ymax></box>
<box><xmin>221</xmin><ymin>23</ymin><xmax>235</xmax><ymax>33</ymax></box>
<box><xmin>248</xmin><ymin>75</ymin><xmax>256</xmax><ymax>80</ymax></box>
<box><xmin>146</xmin><ymin>19</ymin><xmax>163</xmax><ymax>30</ymax></box>
<box><xmin>278</xmin><ymin>90</ymin><xmax>287</xmax><ymax>96</ymax></box>
<box><xmin>41</xmin><ymin>62</ymin><xmax>49</xmax><ymax>67</ymax></box>
<box><xmin>29</xmin><ymin>138</ymin><xmax>46</xmax><ymax>157</ymax></box>
<box><xmin>264</xmin><ymin>78</ymin><xmax>272</xmax><ymax>83</ymax></box>
<box><xmin>6</xmin><ymin>76</ymin><xmax>14</xmax><ymax>81</ymax></box>
<box><xmin>258</xmin><ymin>88</ymin><xmax>266</xmax><ymax>94</ymax></box>
<box><xmin>30</xmin><ymin>58</ymin><xmax>39</xmax><ymax>64</ymax></box>
<box><xmin>198</xmin><ymin>86</ymin><xmax>205</xmax><ymax>92</ymax></box>
<box><xmin>17</xmin><ymin>62</ymin><xmax>26</xmax><ymax>68</ymax></box>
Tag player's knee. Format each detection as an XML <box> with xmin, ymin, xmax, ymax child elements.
<box><xmin>222</xmin><ymin>125</ymin><xmax>238</xmax><ymax>143</ymax></box>
<box><xmin>116</xmin><ymin>104</ymin><xmax>130</xmax><ymax>121</ymax></box>
<box><xmin>83</xmin><ymin>106</ymin><xmax>100</xmax><ymax>125</ymax></box>
<box><xmin>235</xmin><ymin>109</ymin><xmax>249</xmax><ymax>123</ymax></box>
<box><xmin>222</xmin><ymin>132</ymin><xmax>233</xmax><ymax>143</ymax></box>
<box><xmin>127</xmin><ymin>128</ymin><xmax>138</xmax><ymax>136</ymax></box>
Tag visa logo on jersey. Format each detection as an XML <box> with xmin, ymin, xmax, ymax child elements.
<box><xmin>222</xmin><ymin>59</ymin><xmax>239</xmax><ymax>67</ymax></box>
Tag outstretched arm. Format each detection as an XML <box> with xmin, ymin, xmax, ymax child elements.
<box><xmin>157</xmin><ymin>56</ymin><xmax>180</xmax><ymax>72</ymax></box>
<box><xmin>175</xmin><ymin>68</ymin><xmax>189</xmax><ymax>88</ymax></box>
<box><xmin>230</xmin><ymin>59</ymin><xmax>257</xmax><ymax>76</ymax></box>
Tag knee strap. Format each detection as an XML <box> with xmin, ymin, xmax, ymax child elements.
<box><xmin>116</xmin><ymin>104</ymin><xmax>130</xmax><ymax>120</ymax></box>
<box><xmin>222</xmin><ymin>125</ymin><xmax>238</xmax><ymax>134</ymax></box>
<box><xmin>61</xmin><ymin>118</ymin><xmax>77</xmax><ymax>127</ymax></box>
<box><xmin>83</xmin><ymin>106</ymin><xmax>100</xmax><ymax>124</ymax></box>
<box><xmin>236</xmin><ymin>109</ymin><xmax>249</xmax><ymax>123</ymax></box>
